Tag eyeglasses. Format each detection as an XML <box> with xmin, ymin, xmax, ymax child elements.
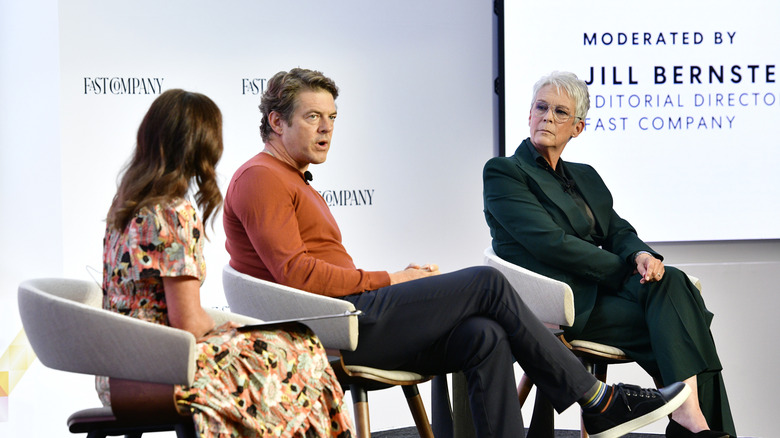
<box><xmin>531</xmin><ymin>101</ymin><xmax>578</xmax><ymax>123</ymax></box>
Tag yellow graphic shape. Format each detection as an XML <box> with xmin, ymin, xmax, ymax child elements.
<box><xmin>0</xmin><ymin>330</ymin><xmax>36</xmax><ymax>395</ymax></box>
<box><xmin>1</xmin><ymin>330</ymin><xmax>37</xmax><ymax>422</ymax></box>
<box><xmin>0</xmin><ymin>371</ymin><xmax>7</xmax><ymax>396</ymax></box>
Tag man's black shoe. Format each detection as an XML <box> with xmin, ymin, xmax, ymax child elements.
<box><xmin>582</xmin><ymin>382</ymin><xmax>691</xmax><ymax>438</ymax></box>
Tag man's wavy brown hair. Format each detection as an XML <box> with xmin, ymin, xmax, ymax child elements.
<box><xmin>259</xmin><ymin>68</ymin><xmax>339</xmax><ymax>142</ymax></box>
<box><xmin>107</xmin><ymin>89</ymin><xmax>223</xmax><ymax>234</ymax></box>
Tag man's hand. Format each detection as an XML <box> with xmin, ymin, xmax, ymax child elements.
<box><xmin>389</xmin><ymin>263</ymin><xmax>440</xmax><ymax>285</ymax></box>
<box><xmin>634</xmin><ymin>252</ymin><xmax>665</xmax><ymax>284</ymax></box>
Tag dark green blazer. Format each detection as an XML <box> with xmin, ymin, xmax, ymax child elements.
<box><xmin>483</xmin><ymin>138</ymin><xmax>659</xmax><ymax>336</ymax></box>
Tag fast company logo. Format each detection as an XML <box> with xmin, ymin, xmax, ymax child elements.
<box><xmin>319</xmin><ymin>189</ymin><xmax>375</xmax><ymax>207</ymax></box>
<box><xmin>83</xmin><ymin>77</ymin><xmax>165</xmax><ymax>95</ymax></box>
<box><xmin>242</xmin><ymin>78</ymin><xmax>268</xmax><ymax>95</ymax></box>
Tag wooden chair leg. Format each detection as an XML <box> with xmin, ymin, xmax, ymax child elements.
<box><xmin>517</xmin><ymin>373</ymin><xmax>534</xmax><ymax>406</ymax></box>
<box><xmin>349</xmin><ymin>384</ymin><xmax>371</xmax><ymax>438</ymax></box>
<box><xmin>402</xmin><ymin>385</ymin><xmax>434</xmax><ymax>438</ymax></box>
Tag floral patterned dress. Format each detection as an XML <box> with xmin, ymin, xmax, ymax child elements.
<box><xmin>100</xmin><ymin>198</ymin><xmax>353</xmax><ymax>438</ymax></box>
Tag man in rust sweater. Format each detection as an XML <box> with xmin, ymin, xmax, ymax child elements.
<box><xmin>222</xmin><ymin>67</ymin><xmax>689</xmax><ymax>438</ymax></box>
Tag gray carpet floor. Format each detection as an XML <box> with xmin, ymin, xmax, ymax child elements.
<box><xmin>371</xmin><ymin>427</ymin><xmax>661</xmax><ymax>437</ymax></box>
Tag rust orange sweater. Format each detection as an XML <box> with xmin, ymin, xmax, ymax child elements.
<box><xmin>223</xmin><ymin>153</ymin><xmax>390</xmax><ymax>297</ymax></box>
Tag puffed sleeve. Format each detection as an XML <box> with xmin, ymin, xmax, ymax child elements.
<box><xmin>127</xmin><ymin>201</ymin><xmax>206</xmax><ymax>282</ymax></box>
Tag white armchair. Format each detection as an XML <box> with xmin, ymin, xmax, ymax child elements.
<box><xmin>484</xmin><ymin>247</ymin><xmax>575</xmax><ymax>328</ymax></box>
<box><xmin>483</xmin><ymin>247</ymin><xmax>702</xmax><ymax>438</ymax></box>
<box><xmin>17</xmin><ymin>277</ymin><xmax>259</xmax><ymax>438</ymax></box>
<box><xmin>222</xmin><ymin>264</ymin><xmax>434</xmax><ymax>438</ymax></box>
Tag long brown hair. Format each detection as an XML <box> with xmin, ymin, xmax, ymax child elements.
<box><xmin>107</xmin><ymin>89</ymin><xmax>223</xmax><ymax>233</ymax></box>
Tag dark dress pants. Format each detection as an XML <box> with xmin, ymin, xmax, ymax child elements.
<box><xmin>575</xmin><ymin>267</ymin><xmax>735</xmax><ymax>436</ymax></box>
<box><xmin>341</xmin><ymin>266</ymin><xmax>596</xmax><ymax>438</ymax></box>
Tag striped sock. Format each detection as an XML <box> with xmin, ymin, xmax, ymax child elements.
<box><xmin>581</xmin><ymin>381</ymin><xmax>614</xmax><ymax>412</ymax></box>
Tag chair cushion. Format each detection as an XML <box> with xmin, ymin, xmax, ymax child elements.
<box><xmin>67</xmin><ymin>406</ymin><xmax>192</xmax><ymax>435</ymax></box>
<box><xmin>569</xmin><ymin>340</ymin><xmax>628</xmax><ymax>358</ymax></box>
<box><xmin>67</xmin><ymin>407</ymin><xmax>117</xmax><ymax>429</ymax></box>
<box><xmin>345</xmin><ymin>365</ymin><xmax>427</xmax><ymax>383</ymax></box>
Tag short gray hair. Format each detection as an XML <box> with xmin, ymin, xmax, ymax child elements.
<box><xmin>531</xmin><ymin>71</ymin><xmax>590</xmax><ymax>121</ymax></box>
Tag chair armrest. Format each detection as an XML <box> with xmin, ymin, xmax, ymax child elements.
<box><xmin>19</xmin><ymin>279</ymin><xmax>196</xmax><ymax>386</ymax></box>
<box><xmin>222</xmin><ymin>265</ymin><xmax>359</xmax><ymax>351</ymax></box>
<box><xmin>204</xmin><ymin>307</ymin><xmax>261</xmax><ymax>326</ymax></box>
<box><xmin>484</xmin><ymin>248</ymin><xmax>575</xmax><ymax>327</ymax></box>
<box><xmin>687</xmin><ymin>275</ymin><xmax>702</xmax><ymax>292</ymax></box>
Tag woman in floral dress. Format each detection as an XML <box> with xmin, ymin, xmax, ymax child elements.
<box><xmin>99</xmin><ymin>88</ymin><xmax>353</xmax><ymax>438</ymax></box>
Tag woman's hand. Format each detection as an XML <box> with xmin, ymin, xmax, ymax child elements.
<box><xmin>163</xmin><ymin>276</ymin><xmax>216</xmax><ymax>338</ymax></box>
<box><xmin>634</xmin><ymin>252</ymin><xmax>665</xmax><ymax>284</ymax></box>
<box><xmin>389</xmin><ymin>263</ymin><xmax>440</xmax><ymax>285</ymax></box>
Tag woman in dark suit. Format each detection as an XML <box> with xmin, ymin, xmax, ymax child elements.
<box><xmin>482</xmin><ymin>71</ymin><xmax>735</xmax><ymax>438</ymax></box>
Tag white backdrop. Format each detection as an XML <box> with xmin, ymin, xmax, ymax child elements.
<box><xmin>58</xmin><ymin>0</ymin><xmax>496</xmax><ymax>309</ymax></box>
<box><xmin>2</xmin><ymin>1</ymin><xmax>773</xmax><ymax>437</ymax></box>
<box><xmin>503</xmin><ymin>0</ymin><xmax>780</xmax><ymax>242</ymax></box>
<box><xmin>1</xmin><ymin>0</ymin><xmax>495</xmax><ymax>436</ymax></box>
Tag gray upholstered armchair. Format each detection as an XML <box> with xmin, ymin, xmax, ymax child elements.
<box><xmin>483</xmin><ymin>247</ymin><xmax>702</xmax><ymax>438</ymax></box>
<box><xmin>222</xmin><ymin>264</ymin><xmax>434</xmax><ymax>438</ymax></box>
<box><xmin>17</xmin><ymin>277</ymin><xmax>259</xmax><ymax>438</ymax></box>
